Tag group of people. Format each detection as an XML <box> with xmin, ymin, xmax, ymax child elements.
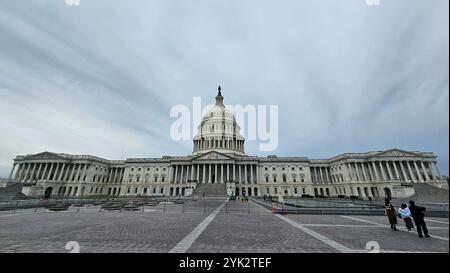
<box><xmin>385</xmin><ymin>198</ymin><xmax>430</xmax><ymax>238</ymax></box>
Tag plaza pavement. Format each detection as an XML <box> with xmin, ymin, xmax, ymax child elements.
<box><xmin>0</xmin><ymin>199</ymin><xmax>448</xmax><ymax>253</ymax></box>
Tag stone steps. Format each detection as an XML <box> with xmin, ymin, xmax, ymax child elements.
<box><xmin>192</xmin><ymin>183</ymin><xmax>227</xmax><ymax>197</ymax></box>
<box><xmin>0</xmin><ymin>182</ymin><xmax>24</xmax><ymax>201</ymax></box>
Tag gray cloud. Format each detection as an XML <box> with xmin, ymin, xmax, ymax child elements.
<box><xmin>0</xmin><ymin>0</ymin><xmax>448</xmax><ymax>177</ymax></box>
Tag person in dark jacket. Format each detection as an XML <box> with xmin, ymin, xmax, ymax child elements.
<box><xmin>408</xmin><ymin>200</ymin><xmax>430</xmax><ymax>238</ymax></box>
<box><xmin>385</xmin><ymin>198</ymin><xmax>398</xmax><ymax>231</ymax></box>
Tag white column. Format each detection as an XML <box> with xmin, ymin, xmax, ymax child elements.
<box><xmin>75</xmin><ymin>164</ymin><xmax>82</xmax><ymax>181</ymax></box>
<box><xmin>399</xmin><ymin>161</ymin><xmax>408</xmax><ymax>181</ymax></box>
<box><xmin>174</xmin><ymin>165</ymin><xmax>178</xmax><ymax>183</ymax></box>
<box><xmin>208</xmin><ymin>164</ymin><xmax>212</xmax><ymax>183</ymax></box>
<box><xmin>180</xmin><ymin>165</ymin><xmax>184</xmax><ymax>183</ymax></box>
<box><xmin>244</xmin><ymin>164</ymin><xmax>247</xmax><ymax>183</ymax></box>
<box><xmin>69</xmin><ymin>164</ymin><xmax>77</xmax><ymax>181</ymax></box>
<box><xmin>14</xmin><ymin>164</ymin><xmax>22</xmax><ymax>181</ymax></box>
<box><xmin>82</xmin><ymin>164</ymin><xmax>88</xmax><ymax>181</ymax></box>
<box><xmin>8</xmin><ymin>164</ymin><xmax>16</xmax><ymax>180</ymax></box>
<box><xmin>58</xmin><ymin>163</ymin><xmax>66</xmax><ymax>181</ymax></box>
<box><xmin>64</xmin><ymin>164</ymin><xmax>71</xmax><ymax>181</ymax></box>
<box><xmin>221</xmin><ymin>164</ymin><xmax>224</xmax><ymax>183</ymax></box>
<box><xmin>112</xmin><ymin>168</ymin><xmax>118</xmax><ymax>183</ymax></box>
<box><xmin>386</xmin><ymin>161</ymin><xmax>393</xmax><ymax>180</ymax></box>
<box><xmin>361</xmin><ymin>163</ymin><xmax>368</xmax><ymax>181</ymax></box>
<box><xmin>392</xmin><ymin>161</ymin><xmax>400</xmax><ymax>180</ymax></box>
<box><xmin>27</xmin><ymin>163</ymin><xmax>36</xmax><ymax>182</ymax></box>
<box><xmin>413</xmin><ymin>161</ymin><xmax>423</xmax><ymax>182</ymax></box>
<box><xmin>371</xmin><ymin>162</ymin><xmax>379</xmax><ymax>181</ymax></box>
<box><xmin>29</xmin><ymin>163</ymin><xmax>37</xmax><ymax>182</ymax></box>
<box><xmin>214</xmin><ymin>163</ymin><xmax>219</xmax><ymax>183</ymax></box>
<box><xmin>406</xmin><ymin>161</ymin><xmax>415</xmax><ymax>182</ymax></box>
<box><xmin>196</xmin><ymin>164</ymin><xmax>200</xmax><ymax>182</ymax></box>
<box><xmin>202</xmin><ymin>164</ymin><xmax>206</xmax><ymax>183</ymax></box>
<box><xmin>45</xmin><ymin>163</ymin><xmax>53</xmax><ymax>180</ymax></box>
<box><xmin>378</xmin><ymin>161</ymin><xmax>386</xmax><ymax>181</ymax></box>
<box><xmin>227</xmin><ymin>164</ymin><xmax>230</xmax><ymax>182</ymax></box>
<box><xmin>239</xmin><ymin>165</ymin><xmax>242</xmax><ymax>182</ymax></box>
<box><xmin>250</xmin><ymin>165</ymin><xmax>254</xmax><ymax>183</ymax></box>
<box><xmin>36</xmin><ymin>163</ymin><xmax>43</xmax><ymax>181</ymax></box>
<box><xmin>420</xmin><ymin>162</ymin><xmax>429</xmax><ymax>181</ymax></box>
<box><xmin>256</xmin><ymin>165</ymin><xmax>259</xmax><ymax>183</ymax></box>
<box><xmin>428</xmin><ymin>162</ymin><xmax>436</xmax><ymax>180</ymax></box>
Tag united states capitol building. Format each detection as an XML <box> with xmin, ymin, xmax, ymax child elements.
<box><xmin>5</xmin><ymin>90</ymin><xmax>448</xmax><ymax>200</ymax></box>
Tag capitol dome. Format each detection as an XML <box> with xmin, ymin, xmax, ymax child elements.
<box><xmin>193</xmin><ymin>87</ymin><xmax>245</xmax><ymax>156</ymax></box>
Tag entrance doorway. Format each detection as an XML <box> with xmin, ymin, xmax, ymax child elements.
<box><xmin>44</xmin><ymin>187</ymin><xmax>53</xmax><ymax>199</ymax></box>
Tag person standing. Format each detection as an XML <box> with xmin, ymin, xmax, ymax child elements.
<box><xmin>385</xmin><ymin>198</ymin><xmax>398</xmax><ymax>231</ymax></box>
<box><xmin>398</xmin><ymin>203</ymin><xmax>414</xmax><ymax>231</ymax></box>
<box><xmin>409</xmin><ymin>200</ymin><xmax>430</xmax><ymax>238</ymax></box>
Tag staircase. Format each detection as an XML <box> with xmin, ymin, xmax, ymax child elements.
<box><xmin>0</xmin><ymin>182</ymin><xmax>24</xmax><ymax>201</ymax></box>
<box><xmin>394</xmin><ymin>183</ymin><xmax>449</xmax><ymax>205</ymax></box>
<box><xmin>192</xmin><ymin>183</ymin><xmax>227</xmax><ymax>197</ymax></box>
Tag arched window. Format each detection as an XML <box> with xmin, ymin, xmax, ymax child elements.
<box><xmin>282</xmin><ymin>174</ymin><xmax>287</xmax><ymax>182</ymax></box>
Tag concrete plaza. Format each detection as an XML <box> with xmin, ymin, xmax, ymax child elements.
<box><xmin>0</xmin><ymin>199</ymin><xmax>448</xmax><ymax>253</ymax></box>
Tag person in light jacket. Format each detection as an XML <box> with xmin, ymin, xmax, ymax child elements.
<box><xmin>398</xmin><ymin>203</ymin><xmax>414</xmax><ymax>231</ymax></box>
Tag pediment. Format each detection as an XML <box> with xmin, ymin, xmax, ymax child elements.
<box><xmin>23</xmin><ymin>152</ymin><xmax>67</xmax><ymax>160</ymax></box>
<box><xmin>371</xmin><ymin>149</ymin><xmax>420</xmax><ymax>158</ymax></box>
<box><xmin>193</xmin><ymin>151</ymin><xmax>235</xmax><ymax>161</ymax></box>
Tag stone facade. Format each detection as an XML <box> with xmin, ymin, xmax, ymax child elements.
<box><xmin>6</xmin><ymin>91</ymin><xmax>448</xmax><ymax>199</ymax></box>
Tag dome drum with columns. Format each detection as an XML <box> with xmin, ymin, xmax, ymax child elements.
<box><xmin>5</xmin><ymin>87</ymin><xmax>448</xmax><ymax>200</ymax></box>
<box><xmin>192</xmin><ymin>87</ymin><xmax>245</xmax><ymax>156</ymax></box>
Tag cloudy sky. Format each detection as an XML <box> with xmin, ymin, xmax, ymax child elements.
<box><xmin>0</xmin><ymin>0</ymin><xmax>448</xmax><ymax>178</ymax></box>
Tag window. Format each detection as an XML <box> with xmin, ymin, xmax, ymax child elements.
<box><xmin>282</xmin><ymin>168</ymin><xmax>285</xmax><ymax>171</ymax></box>
<box><xmin>153</xmin><ymin>188</ymin><xmax>156</xmax><ymax>194</ymax></box>
<box><xmin>282</xmin><ymin>174</ymin><xmax>287</xmax><ymax>182</ymax></box>
<box><xmin>294</xmin><ymin>188</ymin><xmax>298</xmax><ymax>194</ymax></box>
<box><xmin>147</xmin><ymin>168</ymin><xmax>150</xmax><ymax>171</ymax></box>
<box><xmin>302</xmin><ymin>188</ymin><xmax>306</xmax><ymax>194</ymax></box>
<box><xmin>292</xmin><ymin>167</ymin><xmax>295</xmax><ymax>170</ymax></box>
<box><xmin>301</xmin><ymin>178</ymin><xmax>304</xmax><ymax>182</ymax></box>
<box><xmin>162</xmin><ymin>175</ymin><xmax>165</xmax><ymax>182</ymax></box>
<box><xmin>266</xmin><ymin>188</ymin><xmax>270</xmax><ymax>194</ymax></box>
<box><xmin>134</xmin><ymin>188</ymin><xmax>138</xmax><ymax>194</ymax></box>
<box><xmin>131</xmin><ymin>168</ymin><xmax>134</xmax><ymax>171</ymax></box>
<box><xmin>160</xmin><ymin>188</ymin><xmax>163</xmax><ymax>194</ymax></box>
<box><xmin>143</xmin><ymin>188</ymin><xmax>147</xmax><ymax>194</ymax></box>
<box><xmin>136</xmin><ymin>175</ymin><xmax>140</xmax><ymax>182</ymax></box>
<box><xmin>156</xmin><ymin>168</ymin><xmax>159</xmax><ymax>171</ymax></box>
<box><xmin>265</xmin><ymin>167</ymin><xmax>268</xmax><ymax>171</ymax></box>
<box><xmin>138</xmin><ymin>168</ymin><xmax>141</xmax><ymax>171</ymax></box>
<box><xmin>273</xmin><ymin>175</ymin><xmax>277</xmax><ymax>182</ymax></box>
<box><xmin>299</xmin><ymin>167</ymin><xmax>303</xmax><ymax>171</ymax></box>
<box><xmin>265</xmin><ymin>175</ymin><xmax>269</xmax><ymax>182</ymax></box>
<box><xmin>272</xmin><ymin>167</ymin><xmax>275</xmax><ymax>171</ymax></box>
<box><xmin>274</xmin><ymin>188</ymin><xmax>278</xmax><ymax>194</ymax></box>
